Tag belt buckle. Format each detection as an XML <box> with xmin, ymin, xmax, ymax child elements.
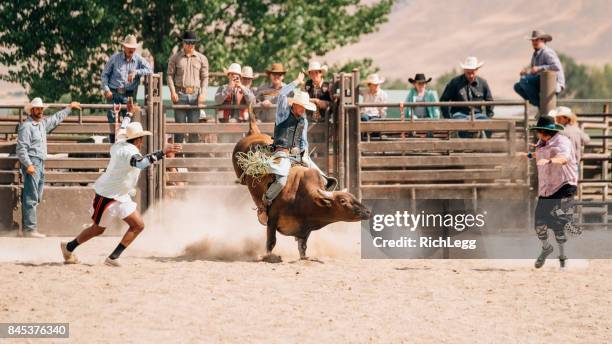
<box><xmin>185</xmin><ymin>87</ymin><xmax>194</xmax><ymax>94</ymax></box>
<box><xmin>117</xmin><ymin>87</ymin><xmax>126</xmax><ymax>94</ymax></box>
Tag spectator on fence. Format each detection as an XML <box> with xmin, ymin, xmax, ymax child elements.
<box><xmin>167</xmin><ymin>30</ymin><xmax>209</xmax><ymax>143</ymax></box>
<box><xmin>16</xmin><ymin>98</ymin><xmax>81</xmax><ymax>238</ymax></box>
<box><xmin>514</xmin><ymin>30</ymin><xmax>565</xmax><ymax>109</ymax></box>
<box><xmin>214</xmin><ymin>63</ymin><xmax>255</xmax><ymax>123</ymax></box>
<box><xmin>101</xmin><ymin>35</ymin><xmax>152</xmax><ymax>143</ymax></box>
<box><xmin>404</xmin><ymin>73</ymin><xmax>440</xmax><ymax>119</ymax></box>
<box><xmin>241</xmin><ymin>66</ymin><xmax>256</xmax><ymax>94</ymax></box>
<box><xmin>359</xmin><ymin>73</ymin><xmax>388</xmax><ymax>121</ymax></box>
<box><xmin>549</xmin><ymin>106</ymin><xmax>590</xmax><ymax>163</ymax></box>
<box><xmin>256</xmin><ymin>63</ymin><xmax>291</xmax><ymax>122</ymax></box>
<box><xmin>305</xmin><ymin>61</ymin><xmax>333</xmax><ymax>122</ymax></box>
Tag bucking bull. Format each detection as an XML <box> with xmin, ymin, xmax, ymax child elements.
<box><xmin>232</xmin><ymin>115</ymin><xmax>371</xmax><ymax>261</ymax></box>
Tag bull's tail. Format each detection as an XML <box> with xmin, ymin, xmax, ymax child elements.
<box><xmin>248</xmin><ymin>103</ymin><xmax>261</xmax><ymax>135</ymax></box>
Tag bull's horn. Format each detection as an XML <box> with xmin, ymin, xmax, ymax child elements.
<box><xmin>317</xmin><ymin>188</ymin><xmax>333</xmax><ymax>199</ymax></box>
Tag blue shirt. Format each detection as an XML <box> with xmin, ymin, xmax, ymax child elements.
<box><xmin>101</xmin><ymin>52</ymin><xmax>153</xmax><ymax>92</ymax></box>
<box><xmin>16</xmin><ymin>108</ymin><xmax>71</xmax><ymax>167</ymax></box>
<box><xmin>531</xmin><ymin>46</ymin><xmax>565</xmax><ymax>92</ymax></box>
<box><xmin>275</xmin><ymin>81</ymin><xmax>308</xmax><ymax>151</ymax></box>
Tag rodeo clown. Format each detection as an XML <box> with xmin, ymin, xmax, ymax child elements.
<box><xmin>259</xmin><ymin>71</ymin><xmax>337</xmax><ymax>224</ymax></box>
<box><xmin>60</xmin><ymin>107</ymin><xmax>181</xmax><ymax>267</ymax></box>
<box><xmin>527</xmin><ymin>115</ymin><xmax>579</xmax><ymax>268</ymax></box>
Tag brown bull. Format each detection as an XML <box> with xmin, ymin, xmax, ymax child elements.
<box><xmin>232</xmin><ymin>116</ymin><xmax>371</xmax><ymax>261</ymax></box>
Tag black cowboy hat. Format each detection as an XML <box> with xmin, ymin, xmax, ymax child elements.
<box><xmin>408</xmin><ymin>73</ymin><xmax>432</xmax><ymax>84</ymax></box>
<box><xmin>529</xmin><ymin>115</ymin><xmax>564</xmax><ymax>132</ymax></box>
<box><xmin>181</xmin><ymin>31</ymin><xmax>198</xmax><ymax>43</ymax></box>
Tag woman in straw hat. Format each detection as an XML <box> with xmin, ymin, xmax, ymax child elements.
<box><xmin>549</xmin><ymin>106</ymin><xmax>590</xmax><ymax>163</ymax></box>
<box><xmin>61</xmin><ymin>115</ymin><xmax>181</xmax><ymax>267</ymax></box>
<box><xmin>525</xmin><ymin>115</ymin><xmax>578</xmax><ymax>268</ymax></box>
<box><xmin>404</xmin><ymin>73</ymin><xmax>440</xmax><ymax>119</ymax></box>
<box><xmin>359</xmin><ymin>73</ymin><xmax>388</xmax><ymax>121</ymax></box>
<box><xmin>258</xmin><ymin>72</ymin><xmax>337</xmax><ymax>225</ymax></box>
<box><xmin>17</xmin><ymin>98</ymin><xmax>81</xmax><ymax>238</ymax></box>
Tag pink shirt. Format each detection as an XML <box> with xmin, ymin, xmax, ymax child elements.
<box><xmin>535</xmin><ymin>133</ymin><xmax>578</xmax><ymax>197</ymax></box>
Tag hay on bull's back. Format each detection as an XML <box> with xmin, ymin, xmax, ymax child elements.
<box><xmin>235</xmin><ymin>145</ymin><xmax>273</xmax><ymax>182</ymax></box>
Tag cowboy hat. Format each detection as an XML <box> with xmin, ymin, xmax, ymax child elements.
<box><xmin>307</xmin><ymin>61</ymin><xmax>328</xmax><ymax>73</ymax></box>
<box><xmin>528</xmin><ymin>115</ymin><xmax>564</xmax><ymax>132</ymax></box>
<box><xmin>525</xmin><ymin>30</ymin><xmax>552</xmax><ymax>42</ymax></box>
<box><xmin>548</xmin><ymin>106</ymin><xmax>577</xmax><ymax>122</ymax></box>
<box><xmin>224</xmin><ymin>63</ymin><xmax>242</xmax><ymax>76</ymax></box>
<box><xmin>266</xmin><ymin>63</ymin><xmax>287</xmax><ymax>74</ymax></box>
<box><xmin>123</xmin><ymin>122</ymin><xmax>152</xmax><ymax>141</ymax></box>
<box><xmin>460</xmin><ymin>56</ymin><xmax>484</xmax><ymax>70</ymax></box>
<box><xmin>241</xmin><ymin>66</ymin><xmax>254</xmax><ymax>79</ymax></box>
<box><xmin>287</xmin><ymin>90</ymin><xmax>317</xmax><ymax>112</ymax></box>
<box><xmin>365</xmin><ymin>73</ymin><xmax>385</xmax><ymax>85</ymax></box>
<box><xmin>121</xmin><ymin>35</ymin><xmax>140</xmax><ymax>49</ymax></box>
<box><xmin>408</xmin><ymin>73</ymin><xmax>432</xmax><ymax>84</ymax></box>
<box><xmin>181</xmin><ymin>31</ymin><xmax>198</xmax><ymax>44</ymax></box>
<box><xmin>24</xmin><ymin>97</ymin><xmax>47</xmax><ymax>113</ymax></box>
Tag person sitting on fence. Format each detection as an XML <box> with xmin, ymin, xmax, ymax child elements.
<box><xmin>259</xmin><ymin>72</ymin><xmax>337</xmax><ymax>224</ymax></box>
<box><xmin>514</xmin><ymin>30</ymin><xmax>565</xmax><ymax>109</ymax></box>
<box><xmin>525</xmin><ymin>115</ymin><xmax>578</xmax><ymax>269</ymax></box>
<box><xmin>241</xmin><ymin>66</ymin><xmax>257</xmax><ymax>94</ymax></box>
<box><xmin>359</xmin><ymin>73</ymin><xmax>388</xmax><ymax>121</ymax></box>
<box><xmin>16</xmin><ymin>98</ymin><xmax>81</xmax><ymax>238</ymax></box>
<box><xmin>440</xmin><ymin>57</ymin><xmax>494</xmax><ymax>138</ymax></box>
<box><xmin>404</xmin><ymin>73</ymin><xmax>440</xmax><ymax>119</ymax></box>
<box><xmin>256</xmin><ymin>63</ymin><xmax>292</xmax><ymax>122</ymax></box>
<box><xmin>60</xmin><ymin>116</ymin><xmax>182</xmax><ymax>267</ymax></box>
<box><xmin>305</xmin><ymin>61</ymin><xmax>333</xmax><ymax>122</ymax></box>
<box><xmin>549</xmin><ymin>106</ymin><xmax>590</xmax><ymax>164</ymax></box>
<box><xmin>101</xmin><ymin>34</ymin><xmax>153</xmax><ymax>143</ymax></box>
<box><xmin>167</xmin><ymin>30</ymin><xmax>209</xmax><ymax>144</ymax></box>
<box><xmin>214</xmin><ymin>63</ymin><xmax>255</xmax><ymax>123</ymax></box>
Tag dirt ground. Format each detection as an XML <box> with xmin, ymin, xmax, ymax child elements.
<box><xmin>1</xmin><ymin>229</ymin><xmax>611</xmax><ymax>344</ymax></box>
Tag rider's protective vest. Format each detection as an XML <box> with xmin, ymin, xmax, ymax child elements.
<box><xmin>273</xmin><ymin>112</ymin><xmax>305</xmax><ymax>151</ymax></box>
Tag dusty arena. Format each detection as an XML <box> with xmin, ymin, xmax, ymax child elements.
<box><xmin>1</xmin><ymin>192</ymin><xmax>611</xmax><ymax>344</ymax></box>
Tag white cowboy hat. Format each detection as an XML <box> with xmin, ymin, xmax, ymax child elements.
<box><xmin>548</xmin><ymin>106</ymin><xmax>576</xmax><ymax>122</ymax></box>
<box><xmin>288</xmin><ymin>90</ymin><xmax>317</xmax><ymax>112</ymax></box>
<box><xmin>307</xmin><ymin>61</ymin><xmax>328</xmax><ymax>73</ymax></box>
<box><xmin>224</xmin><ymin>63</ymin><xmax>242</xmax><ymax>76</ymax></box>
<box><xmin>241</xmin><ymin>66</ymin><xmax>254</xmax><ymax>79</ymax></box>
<box><xmin>459</xmin><ymin>56</ymin><xmax>484</xmax><ymax>70</ymax></box>
<box><xmin>121</xmin><ymin>34</ymin><xmax>140</xmax><ymax>49</ymax></box>
<box><xmin>24</xmin><ymin>97</ymin><xmax>47</xmax><ymax>113</ymax></box>
<box><xmin>365</xmin><ymin>73</ymin><xmax>385</xmax><ymax>85</ymax></box>
<box><xmin>123</xmin><ymin>122</ymin><xmax>152</xmax><ymax>141</ymax></box>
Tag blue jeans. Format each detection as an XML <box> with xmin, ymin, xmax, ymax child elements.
<box><xmin>174</xmin><ymin>92</ymin><xmax>200</xmax><ymax>143</ymax></box>
<box><xmin>514</xmin><ymin>74</ymin><xmax>540</xmax><ymax>107</ymax></box>
<box><xmin>451</xmin><ymin>112</ymin><xmax>491</xmax><ymax>138</ymax></box>
<box><xmin>106</xmin><ymin>90</ymin><xmax>135</xmax><ymax>143</ymax></box>
<box><xmin>360</xmin><ymin>113</ymin><xmax>380</xmax><ymax>121</ymax></box>
<box><xmin>21</xmin><ymin>157</ymin><xmax>45</xmax><ymax>231</ymax></box>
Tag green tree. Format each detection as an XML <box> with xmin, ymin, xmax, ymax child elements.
<box><xmin>0</xmin><ymin>0</ymin><xmax>394</xmax><ymax>102</ymax></box>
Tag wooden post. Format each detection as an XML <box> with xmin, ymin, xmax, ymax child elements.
<box><xmin>539</xmin><ymin>70</ymin><xmax>557</xmax><ymax>115</ymax></box>
<box><xmin>337</xmin><ymin>73</ymin><xmax>346</xmax><ymax>189</ymax></box>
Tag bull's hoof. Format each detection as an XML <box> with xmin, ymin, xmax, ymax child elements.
<box><xmin>259</xmin><ymin>253</ymin><xmax>282</xmax><ymax>263</ymax></box>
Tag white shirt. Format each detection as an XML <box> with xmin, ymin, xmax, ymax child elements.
<box><xmin>360</xmin><ymin>89</ymin><xmax>388</xmax><ymax>117</ymax></box>
<box><xmin>94</xmin><ymin>141</ymin><xmax>142</xmax><ymax>202</ymax></box>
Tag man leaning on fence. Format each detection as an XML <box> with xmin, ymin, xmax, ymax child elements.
<box><xmin>101</xmin><ymin>34</ymin><xmax>152</xmax><ymax>143</ymax></box>
<box><xmin>256</xmin><ymin>63</ymin><xmax>291</xmax><ymax>122</ymax></box>
<box><xmin>167</xmin><ymin>31</ymin><xmax>209</xmax><ymax>143</ymax></box>
<box><xmin>514</xmin><ymin>30</ymin><xmax>565</xmax><ymax>109</ymax></box>
<box><xmin>16</xmin><ymin>98</ymin><xmax>81</xmax><ymax>238</ymax></box>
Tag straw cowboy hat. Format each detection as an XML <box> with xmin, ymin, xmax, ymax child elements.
<box><xmin>365</xmin><ymin>73</ymin><xmax>385</xmax><ymax>85</ymax></box>
<box><xmin>459</xmin><ymin>56</ymin><xmax>484</xmax><ymax>70</ymax></box>
<box><xmin>241</xmin><ymin>66</ymin><xmax>254</xmax><ymax>79</ymax></box>
<box><xmin>528</xmin><ymin>115</ymin><xmax>564</xmax><ymax>132</ymax></box>
<box><xmin>525</xmin><ymin>30</ymin><xmax>552</xmax><ymax>42</ymax></box>
<box><xmin>287</xmin><ymin>90</ymin><xmax>317</xmax><ymax>112</ymax></box>
<box><xmin>307</xmin><ymin>61</ymin><xmax>328</xmax><ymax>73</ymax></box>
<box><xmin>121</xmin><ymin>35</ymin><xmax>140</xmax><ymax>49</ymax></box>
<box><xmin>548</xmin><ymin>106</ymin><xmax>577</xmax><ymax>122</ymax></box>
<box><xmin>224</xmin><ymin>63</ymin><xmax>242</xmax><ymax>75</ymax></box>
<box><xmin>24</xmin><ymin>97</ymin><xmax>47</xmax><ymax>113</ymax></box>
<box><xmin>123</xmin><ymin>122</ymin><xmax>152</xmax><ymax>141</ymax></box>
<box><xmin>266</xmin><ymin>63</ymin><xmax>287</xmax><ymax>74</ymax></box>
<box><xmin>408</xmin><ymin>73</ymin><xmax>432</xmax><ymax>84</ymax></box>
